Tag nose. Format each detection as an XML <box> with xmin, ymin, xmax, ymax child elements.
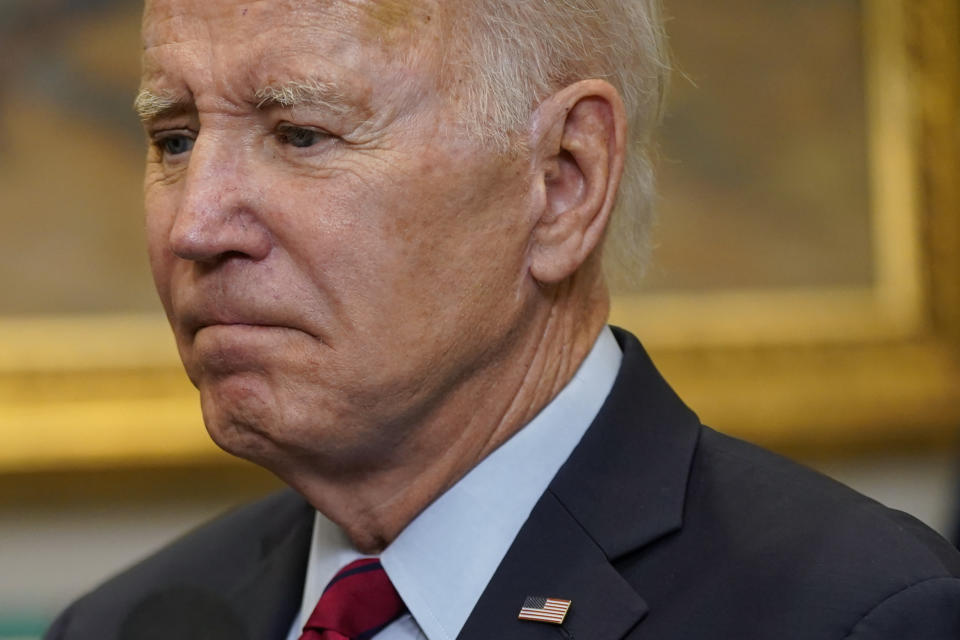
<box><xmin>168</xmin><ymin>132</ymin><xmax>272</xmax><ymax>263</ymax></box>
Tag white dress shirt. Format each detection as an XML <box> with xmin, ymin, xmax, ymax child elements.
<box><xmin>286</xmin><ymin>327</ymin><xmax>622</xmax><ymax>640</ymax></box>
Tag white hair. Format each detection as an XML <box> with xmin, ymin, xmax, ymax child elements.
<box><xmin>444</xmin><ymin>0</ymin><xmax>670</xmax><ymax>285</ymax></box>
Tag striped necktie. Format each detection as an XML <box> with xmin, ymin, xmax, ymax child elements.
<box><xmin>298</xmin><ymin>558</ymin><xmax>407</xmax><ymax>640</ymax></box>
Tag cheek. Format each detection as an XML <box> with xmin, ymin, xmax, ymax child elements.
<box><xmin>143</xmin><ymin>194</ymin><xmax>178</xmax><ymax>306</ymax></box>
<box><xmin>144</xmin><ymin>176</ymin><xmax>171</xmax><ymax>244</ymax></box>
<box><xmin>275</xmin><ymin>174</ymin><xmax>398</xmax><ymax>281</ymax></box>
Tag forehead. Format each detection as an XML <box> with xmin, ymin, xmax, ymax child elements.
<box><xmin>142</xmin><ymin>0</ymin><xmax>436</xmax><ymax>42</ymax></box>
<box><xmin>140</xmin><ymin>0</ymin><xmax>444</xmax><ymax>89</ymax></box>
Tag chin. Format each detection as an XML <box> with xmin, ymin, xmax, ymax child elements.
<box><xmin>198</xmin><ymin>379</ymin><xmax>283</xmax><ymax>462</ymax></box>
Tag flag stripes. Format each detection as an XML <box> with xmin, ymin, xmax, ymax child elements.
<box><xmin>518</xmin><ymin>596</ymin><xmax>571</xmax><ymax>624</ymax></box>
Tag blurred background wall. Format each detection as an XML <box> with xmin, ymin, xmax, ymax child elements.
<box><xmin>1</xmin><ymin>0</ymin><xmax>959</xmax><ymax>638</ymax></box>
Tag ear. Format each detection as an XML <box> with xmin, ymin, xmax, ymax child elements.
<box><xmin>526</xmin><ymin>79</ymin><xmax>627</xmax><ymax>284</ymax></box>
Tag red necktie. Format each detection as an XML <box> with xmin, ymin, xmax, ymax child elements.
<box><xmin>298</xmin><ymin>558</ymin><xmax>407</xmax><ymax>640</ymax></box>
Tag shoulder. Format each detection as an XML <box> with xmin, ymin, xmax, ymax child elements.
<box><xmin>692</xmin><ymin>427</ymin><xmax>960</xmax><ymax>579</ymax></box>
<box><xmin>44</xmin><ymin>489</ymin><xmax>312</xmax><ymax>640</ymax></box>
<box><xmin>843</xmin><ymin>576</ymin><xmax>960</xmax><ymax>638</ymax></box>
<box><xmin>637</xmin><ymin>426</ymin><xmax>960</xmax><ymax>638</ymax></box>
<box><xmin>567</xmin><ymin>328</ymin><xmax>960</xmax><ymax>638</ymax></box>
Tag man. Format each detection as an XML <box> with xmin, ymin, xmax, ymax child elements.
<box><xmin>47</xmin><ymin>0</ymin><xmax>960</xmax><ymax>638</ymax></box>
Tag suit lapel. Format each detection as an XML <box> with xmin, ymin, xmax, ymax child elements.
<box><xmin>459</xmin><ymin>489</ymin><xmax>649</xmax><ymax>640</ymax></box>
<box><xmin>460</xmin><ymin>329</ymin><xmax>702</xmax><ymax>640</ymax></box>
<box><xmin>227</xmin><ymin>491</ymin><xmax>315</xmax><ymax>639</ymax></box>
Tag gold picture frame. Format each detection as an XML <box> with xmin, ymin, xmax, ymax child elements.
<box><xmin>613</xmin><ymin>0</ymin><xmax>960</xmax><ymax>455</ymax></box>
<box><xmin>0</xmin><ymin>0</ymin><xmax>957</xmax><ymax>472</ymax></box>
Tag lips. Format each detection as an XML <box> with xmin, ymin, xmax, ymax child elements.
<box><xmin>187</xmin><ymin>316</ymin><xmax>311</xmax><ymax>342</ymax></box>
<box><xmin>167</xmin><ymin>272</ymin><xmax>327</xmax><ymax>345</ymax></box>
<box><xmin>175</xmin><ymin>303</ymin><xmax>317</xmax><ymax>343</ymax></box>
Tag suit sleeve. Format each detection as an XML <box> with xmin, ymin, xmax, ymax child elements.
<box><xmin>843</xmin><ymin>577</ymin><xmax>960</xmax><ymax>639</ymax></box>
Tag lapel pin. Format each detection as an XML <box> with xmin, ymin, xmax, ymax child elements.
<box><xmin>518</xmin><ymin>596</ymin><xmax>572</xmax><ymax>625</ymax></box>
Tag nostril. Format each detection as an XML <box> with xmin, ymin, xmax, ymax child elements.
<box><xmin>169</xmin><ymin>208</ymin><xmax>272</xmax><ymax>263</ymax></box>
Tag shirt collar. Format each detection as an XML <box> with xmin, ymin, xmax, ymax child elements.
<box><xmin>294</xmin><ymin>327</ymin><xmax>622</xmax><ymax>640</ymax></box>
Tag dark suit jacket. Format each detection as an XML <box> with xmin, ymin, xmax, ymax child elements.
<box><xmin>46</xmin><ymin>329</ymin><xmax>960</xmax><ymax>639</ymax></box>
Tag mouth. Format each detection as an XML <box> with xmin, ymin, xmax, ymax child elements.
<box><xmin>189</xmin><ymin>321</ymin><xmax>325</xmax><ymax>349</ymax></box>
<box><xmin>175</xmin><ymin>304</ymin><xmax>324</xmax><ymax>345</ymax></box>
<box><xmin>182</xmin><ymin>309</ymin><xmax>287</xmax><ymax>335</ymax></box>
<box><xmin>194</xmin><ymin>321</ymin><xmax>296</xmax><ymax>336</ymax></box>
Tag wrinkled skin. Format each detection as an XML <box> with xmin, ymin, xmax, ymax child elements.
<box><xmin>141</xmin><ymin>0</ymin><xmax>616</xmax><ymax>550</ymax></box>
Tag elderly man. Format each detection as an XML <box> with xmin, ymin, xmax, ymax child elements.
<box><xmin>47</xmin><ymin>0</ymin><xmax>960</xmax><ymax>638</ymax></box>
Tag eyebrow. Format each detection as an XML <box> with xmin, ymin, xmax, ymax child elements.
<box><xmin>133</xmin><ymin>79</ymin><xmax>355</xmax><ymax>124</ymax></box>
<box><xmin>134</xmin><ymin>88</ymin><xmax>190</xmax><ymax>123</ymax></box>
<box><xmin>254</xmin><ymin>79</ymin><xmax>353</xmax><ymax>116</ymax></box>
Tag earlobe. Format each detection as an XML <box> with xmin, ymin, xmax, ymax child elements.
<box><xmin>527</xmin><ymin>80</ymin><xmax>627</xmax><ymax>284</ymax></box>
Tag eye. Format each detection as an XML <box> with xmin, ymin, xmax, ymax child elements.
<box><xmin>276</xmin><ymin>124</ymin><xmax>331</xmax><ymax>149</ymax></box>
<box><xmin>163</xmin><ymin>135</ymin><xmax>194</xmax><ymax>155</ymax></box>
<box><xmin>153</xmin><ymin>131</ymin><xmax>195</xmax><ymax>157</ymax></box>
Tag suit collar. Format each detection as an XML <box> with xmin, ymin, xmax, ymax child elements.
<box><xmin>549</xmin><ymin>327</ymin><xmax>701</xmax><ymax>559</ymax></box>
<box><xmin>459</xmin><ymin>328</ymin><xmax>701</xmax><ymax>640</ymax></box>
<box><xmin>379</xmin><ymin>327</ymin><xmax>622</xmax><ymax>640</ymax></box>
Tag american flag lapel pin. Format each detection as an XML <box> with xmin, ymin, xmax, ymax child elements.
<box><xmin>518</xmin><ymin>595</ymin><xmax>572</xmax><ymax>625</ymax></box>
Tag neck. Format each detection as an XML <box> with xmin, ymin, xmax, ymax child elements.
<box><xmin>281</xmin><ymin>268</ymin><xmax>609</xmax><ymax>553</ymax></box>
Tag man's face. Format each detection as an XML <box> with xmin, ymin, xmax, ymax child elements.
<box><xmin>141</xmin><ymin>0</ymin><xmax>536</xmax><ymax>471</ymax></box>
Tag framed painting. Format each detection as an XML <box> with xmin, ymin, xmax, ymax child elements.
<box><xmin>612</xmin><ymin>0</ymin><xmax>960</xmax><ymax>454</ymax></box>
